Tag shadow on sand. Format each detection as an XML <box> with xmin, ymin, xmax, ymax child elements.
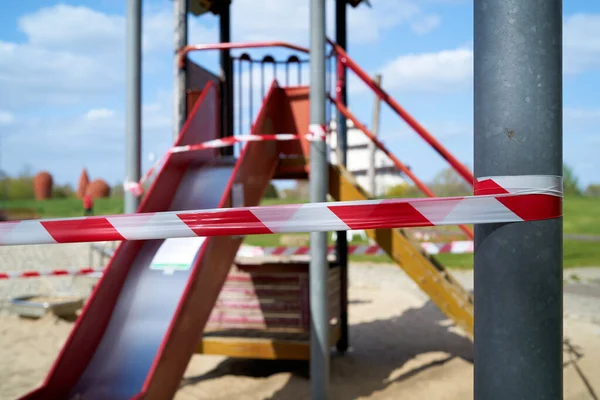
<box><xmin>180</xmin><ymin>299</ymin><xmax>474</xmax><ymax>399</ymax></box>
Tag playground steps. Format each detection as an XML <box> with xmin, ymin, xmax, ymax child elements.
<box><xmin>196</xmin><ymin>261</ymin><xmax>342</xmax><ymax>360</ymax></box>
<box><xmin>328</xmin><ymin>164</ymin><xmax>474</xmax><ymax>337</ymax></box>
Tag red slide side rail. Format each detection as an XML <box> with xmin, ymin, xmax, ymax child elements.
<box><xmin>329</xmin><ymin>39</ymin><xmax>475</xmax><ymax>186</ymax></box>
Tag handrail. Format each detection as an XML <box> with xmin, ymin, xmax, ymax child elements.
<box><xmin>329</xmin><ymin>94</ymin><xmax>474</xmax><ymax>240</ymax></box>
<box><xmin>327</xmin><ymin>38</ymin><xmax>475</xmax><ymax>186</ymax></box>
<box><xmin>178</xmin><ymin>41</ymin><xmax>309</xmax><ymax>68</ymax></box>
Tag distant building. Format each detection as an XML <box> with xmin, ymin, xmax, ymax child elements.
<box><xmin>327</xmin><ymin>119</ymin><xmax>407</xmax><ymax>197</ymax></box>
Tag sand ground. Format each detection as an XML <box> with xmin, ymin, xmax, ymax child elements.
<box><xmin>1</xmin><ymin>262</ymin><xmax>599</xmax><ymax>400</ymax></box>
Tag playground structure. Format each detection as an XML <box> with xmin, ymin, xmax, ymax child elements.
<box><xmin>2</xmin><ymin>0</ymin><xmax>563</xmax><ymax>399</ymax></box>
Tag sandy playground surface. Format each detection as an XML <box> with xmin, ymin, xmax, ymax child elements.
<box><xmin>1</xmin><ymin>263</ymin><xmax>599</xmax><ymax>400</ymax></box>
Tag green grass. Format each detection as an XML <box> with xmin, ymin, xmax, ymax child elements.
<box><xmin>2</xmin><ymin>195</ymin><xmax>599</xmax><ymax>268</ymax></box>
<box><xmin>2</xmin><ymin>197</ymin><xmax>124</xmax><ymax>218</ymax></box>
<box><xmin>563</xmin><ymin>196</ymin><xmax>600</xmax><ymax>235</ymax></box>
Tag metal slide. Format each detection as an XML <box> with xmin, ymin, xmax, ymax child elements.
<box><xmin>21</xmin><ymin>82</ymin><xmax>281</xmax><ymax>400</ymax></box>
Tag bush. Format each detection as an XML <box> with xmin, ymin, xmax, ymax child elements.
<box><xmin>0</xmin><ymin>176</ymin><xmax>35</xmax><ymax>200</ymax></box>
<box><xmin>52</xmin><ymin>184</ymin><xmax>75</xmax><ymax>198</ymax></box>
<box><xmin>584</xmin><ymin>184</ymin><xmax>600</xmax><ymax>198</ymax></box>
<box><xmin>111</xmin><ymin>183</ymin><xmax>125</xmax><ymax>198</ymax></box>
<box><xmin>264</xmin><ymin>183</ymin><xmax>279</xmax><ymax>199</ymax></box>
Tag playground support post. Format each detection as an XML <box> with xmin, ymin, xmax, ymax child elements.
<box><xmin>220</xmin><ymin>3</ymin><xmax>234</xmax><ymax>156</ymax></box>
<box><xmin>309</xmin><ymin>0</ymin><xmax>330</xmax><ymax>397</ymax></box>
<box><xmin>334</xmin><ymin>0</ymin><xmax>349</xmax><ymax>355</ymax></box>
<box><xmin>173</xmin><ymin>0</ymin><xmax>188</xmax><ymax>140</ymax></box>
<box><xmin>368</xmin><ymin>73</ymin><xmax>382</xmax><ymax>196</ymax></box>
<box><xmin>125</xmin><ymin>0</ymin><xmax>142</xmax><ymax>214</ymax></box>
<box><xmin>474</xmin><ymin>1</ymin><xmax>563</xmax><ymax>399</ymax></box>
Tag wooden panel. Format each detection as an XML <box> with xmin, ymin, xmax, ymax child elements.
<box><xmin>328</xmin><ymin>164</ymin><xmax>474</xmax><ymax>338</ymax></box>
<box><xmin>196</xmin><ymin>325</ymin><xmax>342</xmax><ymax>361</ymax></box>
<box><xmin>207</xmin><ymin>264</ymin><xmax>340</xmax><ymax>332</ymax></box>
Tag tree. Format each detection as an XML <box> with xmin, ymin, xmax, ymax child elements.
<box><xmin>563</xmin><ymin>164</ymin><xmax>582</xmax><ymax>196</ymax></box>
<box><xmin>385</xmin><ymin>183</ymin><xmax>424</xmax><ymax>198</ymax></box>
<box><xmin>430</xmin><ymin>167</ymin><xmax>471</xmax><ymax>197</ymax></box>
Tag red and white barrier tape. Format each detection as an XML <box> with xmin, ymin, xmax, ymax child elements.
<box><xmin>0</xmin><ymin>175</ymin><xmax>561</xmax><ymax>247</ymax></box>
<box><xmin>170</xmin><ymin>133</ymin><xmax>302</xmax><ymax>153</ymax></box>
<box><xmin>255</xmin><ymin>241</ymin><xmax>474</xmax><ymax>257</ymax></box>
<box><xmin>0</xmin><ymin>240</ymin><xmax>475</xmax><ymax>279</ymax></box>
<box><xmin>308</xmin><ymin>124</ymin><xmax>328</xmax><ymax>142</ymax></box>
<box><xmin>124</xmin><ymin>133</ymin><xmax>315</xmax><ymax>196</ymax></box>
<box><xmin>0</xmin><ymin>267</ymin><xmax>104</xmax><ymax>280</ymax></box>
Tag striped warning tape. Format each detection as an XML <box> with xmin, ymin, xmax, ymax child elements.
<box><xmin>124</xmin><ymin>133</ymin><xmax>307</xmax><ymax>196</ymax></box>
<box><xmin>0</xmin><ymin>240</ymin><xmax>475</xmax><ymax>279</ymax></box>
<box><xmin>0</xmin><ymin>175</ymin><xmax>562</xmax><ymax>247</ymax></box>
<box><xmin>255</xmin><ymin>241</ymin><xmax>474</xmax><ymax>257</ymax></box>
<box><xmin>0</xmin><ymin>267</ymin><xmax>104</xmax><ymax>280</ymax></box>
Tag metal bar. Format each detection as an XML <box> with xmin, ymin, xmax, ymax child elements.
<box><xmin>237</xmin><ymin>58</ymin><xmax>243</xmax><ymax>152</ymax></box>
<box><xmin>331</xmin><ymin>95</ymin><xmax>474</xmax><ymax>240</ymax></box>
<box><xmin>309</xmin><ymin>0</ymin><xmax>329</xmax><ymax>397</ymax></box>
<box><xmin>368</xmin><ymin>73</ymin><xmax>382</xmax><ymax>196</ymax></box>
<box><xmin>173</xmin><ymin>0</ymin><xmax>188</xmax><ymax>140</ymax></box>
<box><xmin>330</xmin><ymin>41</ymin><xmax>474</xmax><ymax>185</ymax></box>
<box><xmin>124</xmin><ymin>0</ymin><xmax>142</xmax><ymax>214</ymax></box>
<box><xmin>473</xmin><ymin>1</ymin><xmax>563</xmax><ymax>399</ymax></box>
<box><xmin>334</xmin><ymin>0</ymin><xmax>348</xmax><ymax>356</ymax></box>
<box><xmin>219</xmin><ymin>4</ymin><xmax>233</xmax><ymax>156</ymax></box>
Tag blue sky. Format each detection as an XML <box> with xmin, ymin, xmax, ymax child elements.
<box><xmin>0</xmin><ymin>0</ymin><xmax>598</xmax><ymax>190</ymax></box>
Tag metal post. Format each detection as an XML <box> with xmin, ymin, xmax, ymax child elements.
<box><xmin>220</xmin><ymin>3</ymin><xmax>234</xmax><ymax>156</ymax></box>
<box><xmin>124</xmin><ymin>0</ymin><xmax>142</xmax><ymax>214</ymax></box>
<box><xmin>309</xmin><ymin>0</ymin><xmax>329</xmax><ymax>397</ymax></box>
<box><xmin>474</xmin><ymin>1</ymin><xmax>563</xmax><ymax>399</ymax></box>
<box><xmin>173</xmin><ymin>0</ymin><xmax>188</xmax><ymax>140</ymax></box>
<box><xmin>334</xmin><ymin>0</ymin><xmax>348</xmax><ymax>356</ymax></box>
<box><xmin>368</xmin><ymin>74</ymin><xmax>382</xmax><ymax>196</ymax></box>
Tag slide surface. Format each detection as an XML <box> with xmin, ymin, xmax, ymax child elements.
<box><xmin>22</xmin><ymin>81</ymin><xmax>281</xmax><ymax>399</ymax></box>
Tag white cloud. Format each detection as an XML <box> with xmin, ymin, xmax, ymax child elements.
<box><xmin>373</xmin><ymin>47</ymin><xmax>473</xmax><ymax>93</ymax></box>
<box><xmin>564</xmin><ymin>107</ymin><xmax>600</xmax><ymax>120</ymax></box>
<box><xmin>0</xmin><ymin>110</ymin><xmax>14</xmax><ymax>126</ymax></box>
<box><xmin>563</xmin><ymin>14</ymin><xmax>600</xmax><ymax>74</ymax></box>
<box><xmin>230</xmin><ymin>0</ymin><xmax>430</xmax><ymax>45</ymax></box>
<box><xmin>85</xmin><ymin>108</ymin><xmax>115</xmax><ymax>121</ymax></box>
<box><xmin>411</xmin><ymin>15</ymin><xmax>441</xmax><ymax>35</ymax></box>
<box><xmin>357</xmin><ymin>12</ymin><xmax>600</xmax><ymax>96</ymax></box>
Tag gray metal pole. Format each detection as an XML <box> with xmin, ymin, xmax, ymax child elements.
<box><xmin>334</xmin><ymin>0</ymin><xmax>348</xmax><ymax>356</ymax></box>
<box><xmin>173</xmin><ymin>0</ymin><xmax>188</xmax><ymax>140</ymax></box>
<box><xmin>124</xmin><ymin>0</ymin><xmax>142</xmax><ymax>214</ymax></box>
<box><xmin>474</xmin><ymin>1</ymin><xmax>563</xmax><ymax>399</ymax></box>
<box><xmin>309</xmin><ymin>0</ymin><xmax>329</xmax><ymax>397</ymax></box>
<box><xmin>368</xmin><ymin>74</ymin><xmax>382</xmax><ymax>196</ymax></box>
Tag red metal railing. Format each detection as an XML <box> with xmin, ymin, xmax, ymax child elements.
<box><xmin>178</xmin><ymin>42</ymin><xmax>309</xmax><ymax>68</ymax></box>
<box><xmin>328</xmin><ymin>38</ymin><xmax>475</xmax><ymax>186</ymax></box>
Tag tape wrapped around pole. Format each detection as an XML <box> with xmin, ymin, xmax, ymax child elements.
<box><xmin>0</xmin><ymin>175</ymin><xmax>561</xmax><ymax>246</ymax></box>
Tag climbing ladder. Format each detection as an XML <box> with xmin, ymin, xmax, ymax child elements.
<box><xmin>329</xmin><ymin>164</ymin><xmax>474</xmax><ymax>336</ymax></box>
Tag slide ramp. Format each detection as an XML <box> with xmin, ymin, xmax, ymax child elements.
<box><xmin>22</xmin><ymin>82</ymin><xmax>280</xmax><ymax>399</ymax></box>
